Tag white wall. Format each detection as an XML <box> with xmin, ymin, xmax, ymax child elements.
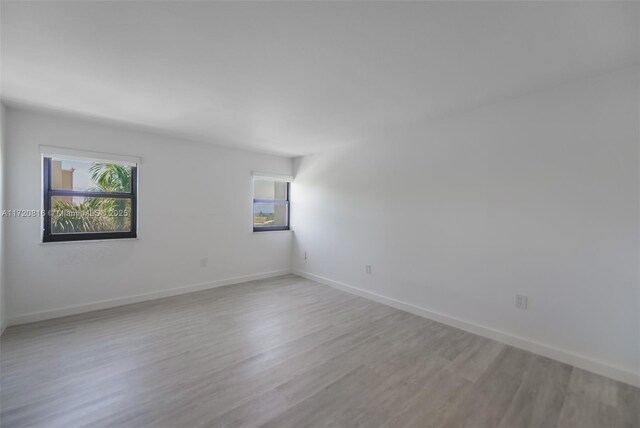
<box><xmin>292</xmin><ymin>66</ymin><xmax>640</xmax><ymax>385</ymax></box>
<box><xmin>0</xmin><ymin>103</ymin><xmax>6</xmax><ymax>333</ymax></box>
<box><xmin>5</xmin><ymin>107</ymin><xmax>293</xmax><ymax>323</ymax></box>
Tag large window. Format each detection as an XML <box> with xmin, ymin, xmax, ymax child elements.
<box><xmin>42</xmin><ymin>153</ymin><xmax>137</xmax><ymax>242</ymax></box>
<box><xmin>253</xmin><ymin>175</ymin><xmax>290</xmax><ymax>232</ymax></box>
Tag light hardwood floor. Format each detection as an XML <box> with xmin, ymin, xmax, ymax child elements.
<box><xmin>1</xmin><ymin>274</ymin><xmax>638</xmax><ymax>428</ymax></box>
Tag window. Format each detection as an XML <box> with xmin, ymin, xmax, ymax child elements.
<box><xmin>42</xmin><ymin>152</ymin><xmax>138</xmax><ymax>242</ymax></box>
<box><xmin>253</xmin><ymin>174</ymin><xmax>290</xmax><ymax>232</ymax></box>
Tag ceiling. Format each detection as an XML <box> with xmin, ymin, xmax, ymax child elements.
<box><xmin>1</xmin><ymin>1</ymin><xmax>638</xmax><ymax>157</ymax></box>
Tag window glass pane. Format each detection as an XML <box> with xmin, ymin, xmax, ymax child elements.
<box><xmin>50</xmin><ymin>196</ymin><xmax>132</xmax><ymax>234</ymax></box>
<box><xmin>50</xmin><ymin>158</ymin><xmax>132</xmax><ymax>193</ymax></box>
<box><xmin>253</xmin><ymin>203</ymin><xmax>288</xmax><ymax>227</ymax></box>
<box><xmin>254</xmin><ymin>179</ymin><xmax>287</xmax><ymax>200</ymax></box>
<box><xmin>274</xmin><ymin>181</ymin><xmax>287</xmax><ymax>200</ymax></box>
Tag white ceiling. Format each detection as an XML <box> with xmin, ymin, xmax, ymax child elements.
<box><xmin>1</xmin><ymin>1</ymin><xmax>638</xmax><ymax>157</ymax></box>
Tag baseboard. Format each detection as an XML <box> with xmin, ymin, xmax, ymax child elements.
<box><xmin>7</xmin><ymin>269</ymin><xmax>292</xmax><ymax>326</ymax></box>
<box><xmin>293</xmin><ymin>269</ymin><xmax>640</xmax><ymax>388</ymax></box>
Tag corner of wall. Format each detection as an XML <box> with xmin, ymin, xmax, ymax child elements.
<box><xmin>289</xmin><ymin>156</ymin><xmax>301</xmax><ymax>271</ymax></box>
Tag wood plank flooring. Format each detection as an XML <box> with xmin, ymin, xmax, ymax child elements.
<box><xmin>1</xmin><ymin>274</ymin><xmax>638</xmax><ymax>427</ymax></box>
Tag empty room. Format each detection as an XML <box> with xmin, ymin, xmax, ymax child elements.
<box><xmin>0</xmin><ymin>1</ymin><xmax>638</xmax><ymax>427</ymax></box>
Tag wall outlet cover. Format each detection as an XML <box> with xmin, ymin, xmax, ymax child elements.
<box><xmin>516</xmin><ymin>294</ymin><xmax>528</xmax><ymax>309</ymax></box>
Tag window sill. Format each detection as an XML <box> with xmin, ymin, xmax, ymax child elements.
<box><xmin>40</xmin><ymin>237</ymin><xmax>139</xmax><ymax>245</ymax></box>
<box><xmin>252</xmin><ymin>229</ymin><xmax>293</xmax><ymax>234</ymax></box>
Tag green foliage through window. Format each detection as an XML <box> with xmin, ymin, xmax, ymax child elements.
<box><xmin>44</xmin><ymin>157</ymin><xmax>137</xmax><ymax>241</ymax></box>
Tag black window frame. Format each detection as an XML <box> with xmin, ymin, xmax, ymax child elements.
<box><xmin>253</xmin><ymin>180</ymin><xmax>290</xmax><ymax>232</ymax></box>
<box><xmin>42</xmin><ymin>156</ymin><xmax>138</xmax><ymax>242</ymax></box>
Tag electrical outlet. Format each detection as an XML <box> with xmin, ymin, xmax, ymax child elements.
<box><xmin>365</xmin><ymin>265</ymin><xmax>372</xmax><ymax>274</ymax></box>
<box><xmin>516</xmin><ymin>294</ymin><xmax>528</xmax><ymax>309</ymax></box>
<box><xmin>200</xmin><ymin>258</ymin><xmax>208</xmax><ymax>268</ymax></box>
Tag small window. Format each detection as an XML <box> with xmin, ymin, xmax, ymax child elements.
<box><xmin>42</xmin><ymin>155</ymin><xmax>137</xmax><ymax>242</ymax></box>
<box><xmin>253</xmin><ymin>176</ymin><xmax>290</xmax><ymax>231</ymax></box>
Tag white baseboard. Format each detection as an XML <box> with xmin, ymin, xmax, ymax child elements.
<box><xmin>293</xmin><ymin>269</ymin><xmax>640</xmax><ymax>388</ymax></box>
<box><xmin>7</xmin><ymin>269</ymin><xmax>292</xmax><ymax>326</ymax></box>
